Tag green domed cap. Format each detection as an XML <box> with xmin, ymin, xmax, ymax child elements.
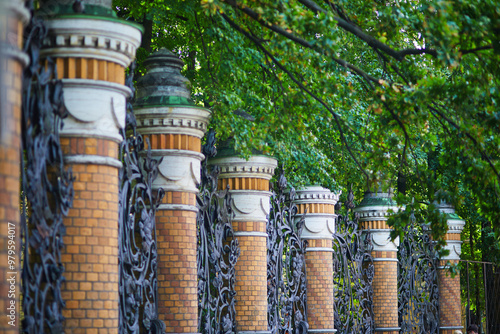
<box><xmin>135</xmin><ymin>48</ymin><xmax>194</xmax><ymax>107</ymax></box>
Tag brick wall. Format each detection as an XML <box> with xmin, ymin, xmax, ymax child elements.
<box><xmin>60</xmin><ymin>141</ymin><xmax>120</xmax><ymax>334</ymax></box>
<box><xmin>371</xmin><ymin>252</ymin><xmax>398</xmax><ymax>331</ymax></box>
<box><xmin>156</xmin><ymin>192</ymin><xmax>198</xmax><ymax>333</ymax></box>
<box><xmin>0</xmin><ymin>3</ymin><xmax>28</xmax><ymax>331</ymax></box>
<box><xmin>305</xmin><ymin>241</ymin><xmax>334</xmax><ymax>329</ymax></box>
<box><xmin>211</xmin><ymin>161</ymin><xmax>276</xmax><ymax>333</ymax></box>
<box><xmin>294</xmin><ymin>187</ymin><xmax>338</xmax><ymax>333</ymax></box>
<box><xmin>232</xmin><ymin>222</ymin><xmax>268</xmax><ymax>331</ymax></box>
<box><xmin>438</xmin><ymin>260</ymin><xmax>462</xmax><ymax>333</ymax></box>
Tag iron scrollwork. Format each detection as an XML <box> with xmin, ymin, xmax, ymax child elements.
<box><xmin>267</xmin><ymin>171</ymin><xmax>308</xmax><ymax>334</ymax></box>
<box><xmin>118</xmin><ymin>62</ymin><xmax>165</xmax><ymax>334</ymax></box>
<box><xmin>332</xmin><ymin>191</ymin><xmax>374</xmax><ymax>334</ymax></box>
<box><xmin>398</xmin><ymin>209</ymin><xmax>440</xmax><ymax>334</ymax></box>
<box><xmin>197</xmin><ymin>129</ymin><xmax>239</xmax><ymax>334</ymax></box>
<box><xmin>21</xmin><ymin>1</ymin><xmax>74</xmax><ymax>332</ymax></box>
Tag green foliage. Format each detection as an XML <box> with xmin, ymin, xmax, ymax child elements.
<box><xmin>113</xmin><ymin>0</ymin><xmax>500</xmax><ymax>249</ymax></box>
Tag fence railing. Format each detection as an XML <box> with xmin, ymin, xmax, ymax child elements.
<box><xmin>461</xmin><ymin>260</ymin><xmax>500</xmax><ymax>334</ymax></box>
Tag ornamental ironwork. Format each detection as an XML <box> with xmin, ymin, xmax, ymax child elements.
<box><xmin>398</xmin><ymin>209</ymin><xmax>440</xmax><ymax>334</ymax></box>
<box><xmin>267</xmin><ymin>171</ymin><xmax>308</xmax><ymax>334</ymax></box>
<box><xmin>197</xmin><ymin>129</ymin><xmax>239</xmax><ymax>334</ymax></box>
<box><xmin>118</xmin><ymin>62</ymin><xmax>166</xmax><ymax>334</ymax></box>
<box><xmin>332</xmin><ymin>190</ymin><xmax>374</xmax><ymax>334</ymax></box>
<box><xmin>21</xmin><ymin>1</ymin><xmax>74</xmax><ymax>332</ymax></box>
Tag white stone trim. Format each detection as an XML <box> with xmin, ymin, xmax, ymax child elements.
<box><xmin>64</xmin><ymin>155</ymin><xmax>122</xmax><ymax>168</ymax></box>
<box><xmin>60</xmin><ymin>79</ymin><xmax>131</xmax><ymax>142</ymax></box>
<box><xmin>354</xmin><ymin>205</ymin><xmax>402</xmax><ymax>221</ymax></box>
<box><xmin>0</xmin><ymin>44</ymin><xmax>30</xmax><ymax>67</ymax></box>
<box><xmin>233</xmin><ymin>231</ymin><xmax>268</xmax><ymax>237</ymax></box>
<box><xmin>41</xmin><ymin>17</ymin><xmax>142</xmax><ymax>67</ymax></box>
<box><xmin>3</xmin><ymin>0</ymin><xmax>30</xmax><ymax>25</ymax></box>
<box><xmin>295</xmin><ymin>186</ymin><xmax>340</xmax><ymax>204</ymax></box>
<box><xmin>135</xmin><ymin>106</ymin><xmax>210</xmax><ymax>139</ymax></box>
<box><xmin>305</xmin><ymin>247</ymin><xmax>334</xmax><ymax>253</ymax></box>
<box><xmin>157</xmin><ymin>203</ymin><xmax>198</xmax><ymax>212</ymax></box>
<box><xmin>437</xmin><ymin>202</ymin><xmax>465</xmax><ymax>259</ymax></box>
<box><xmin>230</xmin><ymin>190</ymin><xmax>273</xmax><ymax>223</ymax></box>
<box><xmin>372</xmin><ymin>258</ymin><xmax>399</xmax><ymax>262</ymax></box>
<box><xmin>153</xmin><ymin>151</ymin><xmax>204</xmax><ymax>193</ymax></box>
<box><xmin>209</xmin><ymin>156</ymin><xmax>278</xmax><ymax>180</ymax></box>
<box><xmin>365</xmin><ymin>230</ymin><xmax>399</xmax><ymax>252</ymax></box>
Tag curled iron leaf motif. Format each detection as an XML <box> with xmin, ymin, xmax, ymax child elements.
<box><xmin>333</xmin><ymin>190</ymin><xmax>374</xmax><ymax>334</ymax></box>
<box><xmin>267</xmin><ymin>170</ymin><xmax>308</xmax><ymax>334</ymax></box>
<box><xmin>398</xmin><ymin>210</ymin><xmax>440</xmax><ymax>334</ymax></box>
<box><xmin>118</xmin><ymin>61</ymin><xmax>166</xmax><ymax>333</ymax></box>
<box><xmin>197</xmin><ymin>129</ymin><xmax>239</xmax><ymax>334</ymax></box>
<box><xmin>21</xmin><ymin>1</ymin><xmax>74</xmax><ymax>332</ymax></box>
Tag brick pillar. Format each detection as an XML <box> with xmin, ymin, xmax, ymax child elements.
<box><xmin>134</xmin><ymin>49</ymin><xmax>210</xmax><ymax>333</ymax></box>
<box><xmin>295</xmin><ymin>186</ymin><xmax>339</xmax><ymax>334</ymax></box>
<box><xmin>208</xmin><ymin>154</ymin><xmax>277</xmax><ymax>334</ymax></box>
<box><xmin>436</xmin><ymin>202</ymin><xmax>465</xmax><ymax>334</ymax></box>
<box><xmin>0</xmin><ymin>0</ymin><xmax>29</xmax><ymax>331</ymax></box>
<box><xmin>354</xmin><ymin>191</ymin><xmax>400</xmax><ymax>334</ymax></box>
<box><xmin>37</xmin><ymin>2</ymin><xmax>141</xmax><ymax>332</ymax></box>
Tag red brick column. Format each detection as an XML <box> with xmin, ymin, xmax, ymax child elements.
<box><xmin>208</xmin><ymin>155</ymin><xmax>277</xmax><ymax>334</ymax></box>
<box><xmin>37</xmin><ymin>3</ymin><xmax>141</xmax><ymax>332</ymax></box>
<box><xmin>355</xmin><ymin>191</ymin><xmax>400</xmax><ymax>334</ymax></box>
<box><xmin>0</xmin><ymin>1</ymin><xmax>29</xmax><ymax>331</ymax></box>
<box><xmin>295</xmin><ymin>186</ymin><xmax>338</xmax><ymax>334</ymax></box>
<box><xmin>134</xmin><ymin>49</ymin><xmax>210</xmax><ymax>333</ymax></box>
<box><xmin>436</xmin><ymin>202</ymin><xmax>465</xmax><ymax>334</ymax></box>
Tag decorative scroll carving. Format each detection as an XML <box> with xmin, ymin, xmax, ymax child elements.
<box><xmin>332</xmin><ymin>191</ymin><xmax>374</xmax><ymax>334</ymax></box>
<box><xmin>267</xmin><ymin>171</ymin><xmax>308</xmax><ymax>334</ymax></box>
<box><xmin>197</xmin><ymin>129</ymin><xmax>239</xmax><ymax>334</ymax></box>
<box><xmin>21</xmin><ymin>2</ymin><xmax>74</xmax><ymax>332</ymax></box>
<box><xmin>398</xmin><ymin>209</ymin><xmax>440</xmax><ymax>334</ymax></box>
<box><xmin>118</xmin><ymin>62</ymin><xmax>165</xmax><ymax>334</ymax></box>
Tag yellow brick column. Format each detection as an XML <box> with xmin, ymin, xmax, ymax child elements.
<box><xmin>134</xmin><ymin>49</ymin><xmax>210</xmax><ymax>333</ymax></box>
<box><xmin>295</xmin><ymin>186</ymin><xmax>339</xmax><ymax>334</ymax></box>
<box><xmin>37</xmin><ymin>2</ymin><xmax>141</xmax><ymax>332</ymax></box>
<box><xmin>436</xmin><ymin>202</ymin><xmax>465</xmax><ymax>334</ymax></box>
<box><xmin>354</xmin><ymin>191</ymin><xmax>400</xmax><ymax>334</ymax></box>
<box><xmin>0</xmin><ymin>0</ymin><xmax>29</xmax><ymax>331</ymax></box>
<box><xmin>208</xmin><ymin>153</ymin><xmax>277</xmax><ymax>334</ymax></box>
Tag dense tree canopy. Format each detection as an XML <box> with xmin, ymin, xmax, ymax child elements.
<box><xmin>113</xmin><ymin>0</ymin><xmax>500</xmax><ymax>249</ymax></box>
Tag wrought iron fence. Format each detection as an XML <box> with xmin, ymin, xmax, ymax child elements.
<box><xmin>267</xmin><ymin>171</ymin><xmax>308</xmax><ymax>334</ymax></box>
<box><xmin>397</xmin><ymin>210</ymin><xmax>440</xmax><ymax>334</ymax></box>
<box><xmin>197</xmin><ymin>129</ymin><xmax>239</xmax><ymax>334</ymax></box>
<box><xmin>118</xmin><ymin>62</ymin><xmax>166</xmax><ymax>334</ymax></box>
<box><xmin>20</xmin><ymin>1</ymin><xmax>74</xmax><ymax>332</ymax></box>
<box><xmin>462</xmin><ymin>260</ymin><xmax>500</xmax><ymax>334</ymax></box>
<box><xmin>332</xmin><ymin>190</ymin><xmax>374</xmax><ymax>334</ymax></box>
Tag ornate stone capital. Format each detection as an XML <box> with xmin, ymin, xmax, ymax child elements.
<box><xmin>294</xmin><ymin>186</ymin><xmax>339</xmax><ymax>240</ymax></box>
<box><xmin>41</xmin><ymin>17</ymin><xmax>142</xmax><ymax>67</ymax></box>
<box><xmin>151</xmin><ymin>150</ymin><xmax>205</xmax><ymax>194</ymax></box>
<box><xmin>38</xmin><ymin>15</ymin><xmax>141</xmax><ymax>144</ymax></box>
<box><xmin>354</xmin><ymin>191</ymin><xmax>401</xmax><ymax>253</ymax></box>
<box><xmin>436</xmin><ymin>201</ymin><xmax>465</xmax><ymax>261</ymax></box>
<box><xmin>134</xmin><ymin>106</ymin><xmax>210</xmax><ymax>139</ymax></box>
<box><xmin>60</xmin><ymin>79</ymin><xmax>131</xmax><ymax>142</ymax></box>
<box><xmin>209</xmin><ymin>155</ymin><xmax>277</xmax><ymax>223</ymax></box>
<box><xmin>208</xmin><ymin>156</ymin><xmax>277</xmax><ymax>180</ymax></box>
<box><xmin>354</xmin><ymin>191</ymin><xmax>401</xmax><ymax>222</ymax></box>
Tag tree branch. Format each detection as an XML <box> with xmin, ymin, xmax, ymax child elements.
<box><xmin>222</xmin><ymin>0</ymin><xmax>381</xmax><ymax>85</ymax></box>
<box><xmin>297</xmin><ymin>0</ymin><xmax>437</xmax><ymax>60</ymax></box>
<box><xmin>220</xmin><ymin>12</ymin><xmax>370</xmax><ymax>181</ymax></box>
